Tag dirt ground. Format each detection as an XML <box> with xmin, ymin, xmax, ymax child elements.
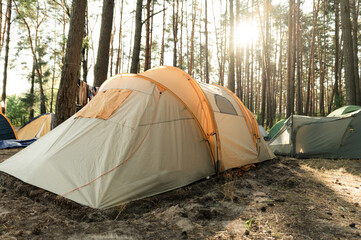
<box><xmin>0</xmin><ymin>148</ymin><xmax>360</xmax><ymax>240</ymax></box>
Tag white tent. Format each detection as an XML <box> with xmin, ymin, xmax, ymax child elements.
<box><xmin>258</xmin><ymin>125</ymin><xmax>268</xmax><ymax>138</ymax></box>
<box><xmin>0</xmin><ymin>66</ymin><xmax>274</xmax><ymax>209</ymax></box>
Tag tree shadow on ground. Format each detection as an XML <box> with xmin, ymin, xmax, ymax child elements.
<box><xmin>299</xmin><ymin>158</ymin><xmax>361</xmax><ymax>177</ymax></box>
<box><xmin>225</xmin><ymin>158</ymin><xmax>361</xmax><ymax>239</ymax></box>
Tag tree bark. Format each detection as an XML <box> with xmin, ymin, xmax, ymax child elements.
<box><xmin>204</xmin><ymin>0</ymin><xmax>209</xmax><ymax>83</ymax></box>
<box><xmin>115</xmin><ymin>0</ymin><xmax>124</xmax><ymax>74</ymax></box>
<box><xmin>55</xmin><ymin>0</ymin><xmax>87</xmax><ymax>126</ymax></box>
<box><xmin>340</xmin><ymin>0</ymin><xmax>356</xmax><ymax>105</ymax></box>
<box><xmin>329</xmin><ymin>0</ymin><xmax>340</xmax><ymax>112</ymax></box>
<box><xmin>144</xmin><ymin>0</ymin><xmax>152</xmax><ymax>71</ymax></box>
<box><xmin>1</xmin><ymin>0</ymin><xmax>12</xmax><ymax>114</ymax></box>
<box><xmin>188</xmin><ymin>0</ymin><xmax>196</xmax><ymax>76</ymax></box>
<box><xmin>160</xmin><ymin>0</ymin><xmax>165</xmax><ymax>66</ymax></box>
<box><xmin>178</xmin><ymin>0</ymin><xmax>183</xmax><ymax>69</ymax></box>
<box><xmin>94</xmin><ymin>0</ymin><xmax>114</xmax><ymax>86</ymax></box>
<box><xmin>278</xmin><ymin>25</ymin><xmax>284</xmax><ymax>116</ymax></box>
<box><xmin>227</xmin><ymin>0</ymin><xmax>235</xmax><ymax>92</ymax></box>
<box><xmin>172</xmin><ymin>0</ymin><xmax>179</xmax><ymax>67</ymax></box>
<box><xmin>130</xmin><ymin>0</ymin><xmax>143</xmax><ymax>73</ymax></box>
<box><xmin>81</xmin><ymin>7</ymin><xmax>88</xmax><ymax>82</ymax></box>
<box><xmin>286</xmin><ymin>0</ymin><xmax>295</xmax><ymax>117</ymax></box>
<box><xmin>296</xmin><ymin>0</ymin><xmax>303</xmax><ymax>114</ymax></box>
<box><xmin>351</xmin><ymin>0</ymin><xmax>360</xmax><ymax>104</ymax></box>
<box><xmin>305</xmin><ymin>0</ymin><xmax>320</xmax><ymax>115</ymax></box>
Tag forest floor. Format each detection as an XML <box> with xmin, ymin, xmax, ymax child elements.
<box><xmin>0</xmin><ymin>148</ymin><xmax>360</xmax><ymax>240</ymax></box>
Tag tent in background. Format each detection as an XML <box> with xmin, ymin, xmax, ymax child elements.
<box><xmin>268</xmin><ymin>110</ymin><xmax>361</xmax><ymax>158</ymax></box>
<box><xmin>17</xmin><ymin>113</ymin><xmax>55</xmax><ymax>140</ymax></box>
<box><xmin>258</xmin><ymin>125</ymin><xmax>268</xmax><ymax>138</ymax></box>
<box><xmin>267</xmin><ymin>119</ymin><xmax>285</xmax><ymax>140</ymax></box>
<box><xmin>0</xmin><ymin>113</ymin><xmax>17</xmax><ymax>140</ymax></box>
<box><xmin>327</xmin><ymin>105</ymin><xmax>361</xmax><ymax>117</ymax></box>
<box><xmin>0</xmin><ymin>66</ymin><xmax>275</xmax><ymax>209</ymax></box>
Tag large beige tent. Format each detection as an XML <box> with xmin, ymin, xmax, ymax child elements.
<box><xmin>0</xmin><ymin>66</ymin><xmax>274</xmax><ymax>209</ymax></box>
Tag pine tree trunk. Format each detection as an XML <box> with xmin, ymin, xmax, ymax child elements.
<box><xmin>227</xmin><ymin>0</ymin><xmax>235</xmax><ymax>92</ymax></box>
<box><xmin>115</xmin><ymin>0</ymin><xmax>124</xmax><ymax>74</ymax></box>
<box><xmin>51</xmin><ymin>51</ymin><xmax>56</xmax><ymax>113</ymax></box>
<box><xmin>220</xmin><ymin>0</ymin><xmax>228</xmax><ymax>86</ymax></box>
<box><xmin>296</xmin><ymin>0</ymin><xmax>303</xmax><ymax>114</ymax></box>
<box><xmin>352</xmin><ymin>0</ymin><xmax>360</xmax><ymax>104</ymax></box>
<box><xmin>204</xmin><ymin>0</ymin><xmax>209</xmax><ymax>83</ymax></box>
<box><xmin>1</xmin><ymin>0</ymin><xmax>11</xmax><ymax>114</ymax></box>
<box><xmin>340</xmin><ymin>0</ymin><xmax>357</xmax><ymax>105</ymax></box>
<box><xmin>329</xmin><ymin>0</ymin><xmax>340</xmax><ymax>112</ymax></box>
<box><xmin>235</xmin><ymin>0</ymin><xmax>242</xmax><ymax>99</ymax></box>
<box><xmin>188</xmin><ymin>0</ymin><xmax>196</xmax><ymax>76</ymax></box>
<box><xmin>266</xmin><ymin>0</ymin><xmax>273</xmax><ymax>128</ymax></box>
<box><xmin>250</xmin><ymin>42</ymin><xmax>254</xmax><ymax>112</ymax></box>
<box><xmin>172</xmin><ymin>0</ymin><xmax>179</xmax><ymax>67</ymax></box>
<box><xmin>198</xmin><ymin>5</ymin><xmax>203</xmax><ymax>82</ymax></box>
<box><xmin>82</xmin><ymin>8</ymin><xmax>88</xmax><ymax>82</ymax></box>
<box><xmin>109</xmin><ymin>21</ymin><xmax>116</xmax><ymax>76</ymax></box>
<box><xmin>130</xmin><ymin>0</ymin><xmax>143</xmax><ymax>73</ymax></box>
<box><xmin>144</xmin><ymin>0</ymin><xmax>152</xmax><ymax>71</ymax></box>
<box><xmin>306</xmin><ymin>0</ymin><xmax>320</xmax><ymax>115</ymax></box>
<box><xmin>149</xmin><ymin>0</ymin><xmax>154</xmax><ymax>69</ymax></box>
<box><xmin>29</xmin><ymin>62</ymin><xmax>35</xmax><ymax>120</ymax></box>
<box><xmin>178</xmin><ymin>0</ymin><xmax>183</xmax><ymax>69</ymax></box>
<box><xmin>55</xmin><ymin>0</ymin><xmax>87</xmax><ymax>126</ymax></box>
<box><xmin>278</xmin><ymin>24</ymin><xmax>283</xmax><ymax>117</ymax></box>
<box><xmin>286</xmin><ymin>0</ymin><xmax>295</xmax><ymax>117</ymax></box>
<box><xmin>94</xmin><ymin>0</ymin><xmax>114</xmax><ymax>86</ymax></box>
<box><xmin>160</xmin><ymin>0</ymin><xmax>165</xmax><ymax>66</ymax></box>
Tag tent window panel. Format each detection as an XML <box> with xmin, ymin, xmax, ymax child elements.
<box><xmin>214</xmin><ymin>95</ymin><xmax>237</xmax><ymax>115</ymax></box>
<box><xmin>76</xmin><ymin>89</ymin><xmax>132</xmax><ymax>120</ymax></box>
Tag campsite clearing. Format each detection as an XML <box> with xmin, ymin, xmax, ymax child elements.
<box><xmin>0</xmin><ymin>149</ymin><xmax>360</xmax><ymax>239</ymax></box>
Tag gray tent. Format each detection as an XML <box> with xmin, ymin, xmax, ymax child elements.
<box><xmin>268</xmin><ymin>110</ymin><xmax>361</xmax><ymax>158</ymax></box>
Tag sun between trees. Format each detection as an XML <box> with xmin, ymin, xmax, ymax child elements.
<box><xmin>0</xmin><ymin>0</ymin><xmax>359</xmax><ymax>129</ymax></box>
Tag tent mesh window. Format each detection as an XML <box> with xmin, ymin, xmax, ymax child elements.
<box><xmin>214</xmin><ymin>95</ymin><xmax>237</xmax><ymax>115</ymax></box>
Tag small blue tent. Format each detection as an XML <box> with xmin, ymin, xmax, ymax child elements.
<box><xmin>0</xmin><ymin>112</ymin><xmax>17</xmax><ymax>140</ymax></box>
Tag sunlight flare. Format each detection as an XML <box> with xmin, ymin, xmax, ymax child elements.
<box><xmin>235</xmin><ymin>20</ymin><xmax>259</xmax><ymax>47</ymax></box>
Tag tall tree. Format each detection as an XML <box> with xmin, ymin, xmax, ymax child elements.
<box><xmin>188</xmin><ymin>0</ymin><xmax>197</xmax><ymax>76</ymax></box>
<box><xmin>1</xmin><ymin>0</ymin><xmax>12</xmax><ymax>114</ymax></box>
<box><xmin>81</xmin><ymin>7</ymin><xmax>89</xmax><ymax>82</ymax></box>
<box><xmin>130</xmin><ymin>0</ymin><xmax>143</xmax><ymax>73</ymax></box>
<box><xmin>296</xmin><ymin>0</ymin><xmax>303</xmax><ymax>114</ymax></box>
<box><xmin>115</xmin><ymin>0</ymin><xmax>124</xmax><ymax>74</ymax></box>
<box><xmin>286</xmin><ymin>0</ymin><xmax>295</xmax><ymax>117</ymax></box>
<box><xmin>235</xmin><ymin>0</ymin><xmax>242</xmax><ymax>99</ymax></box>
<box><xmin>144</xmin><ymin>0</ymin><xmax>152</xmax><ymax>71</ymax></box>
<box><xmin>55</xmin><ymin>0</ymin><xmax>87</xmax><ymax>126</ymax></box>
<box><xmin>160</xmin><ymin>0</ymin><xmax>166</xmax><ymax>66</ymax></box>
<box><xmin>329</xmin><ymin>0</ymin><xmax>341</xmax><ymax>112</ymax></box>
<box><xmin>172</xmin><ymin>0</ymin><xmax>179</xmax><ymax>67</ymax></box>
<box><xmin>94</xmin><ymin>0</ymin><xmax>114</xmax><ymax>87</ymax></box>
<box><xmin>204</xmin><ymin>0</ymin><xmax>209</xmax><ymax>83</ymax></box>
<box><xmin>351</xmin><ymin>0</ymin><xmax>360</xmax><ymax>104</ymax></box>
<box><xmin>15</xmin><ymin>0</ymin><xmax>48</xmax><ymax>115</ymax></box>
<box><xmin>305</xmin><ymin>0</ymin><xmax>320</xmax><ymax>115</ymax></box>
<box><xmin>178</xmin><ymin>0</ymin><xmax>183</xmax><ymax>68</ymax></box>
<box><xmin>340</xmin><ymin>0</ymin><xmax>356</xmax><ymax>105</ymax></box>
<box><xmin>227</xmin><ymin>0</ymin><xmax>235</xmax><ymax>92</ymax></box>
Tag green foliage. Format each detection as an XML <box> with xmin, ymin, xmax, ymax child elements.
<box><xmin>20</xmin><ymin>92</ymin><xmax>37</xmax><ymax>112</ymax></box>
<box><xmin>333</xmin><ymin>95</ymin><xmax>345</xmax><ymax>110</ymax></box>
<box><xmin>244</xmin><ymin>217</ymin><xmax>253</xmax><ymax>232</ymax></box>
<box><xmin>6</xmin><ymin>95</ymin><xmax>28</xmax><ymax>127</ymax></box>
